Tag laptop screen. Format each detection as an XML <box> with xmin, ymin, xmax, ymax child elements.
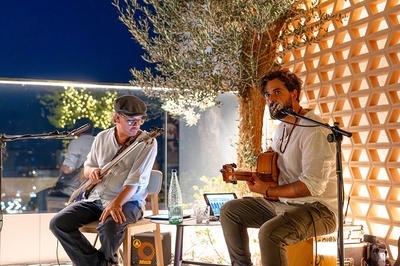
<box><xmin>203</xmin><ymin>193</ymin><xmax>237</xmax><ymax>217</ymax></box>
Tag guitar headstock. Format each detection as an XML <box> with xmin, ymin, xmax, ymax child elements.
<box><xmin>143</xmin><ymin>127</ymin><xmax>164</xmax><ymax>144</ymax></box>
<box><xmin>220</xmin><ymin>163</ymin><xmax>238</xmax><ymax>184</ymax></box>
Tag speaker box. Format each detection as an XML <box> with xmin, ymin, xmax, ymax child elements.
<box><xmin>344</xmin><ymin>243</ymin><xmax>368</xmax><ymax>266</ymax></box>
<box><xmin>131</xmin><ymin>231</ymin><xmax>171</xmax><ymax>266</ymax></box>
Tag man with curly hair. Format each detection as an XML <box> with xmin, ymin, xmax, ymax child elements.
<box><xmin>220</xmin><ymin>69</ymin><xmax>337</xmax><ymax>266</ymax></box>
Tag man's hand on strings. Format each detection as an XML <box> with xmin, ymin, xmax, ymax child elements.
<box><xmin>247</xmin><ymin>173</ymin><xmax>279</xmax><ymax>200</ymax></box>
<box><xmin>88</xmin><ymin>168</ymin><xmax>102</xmax><ymax>184</ymax></box>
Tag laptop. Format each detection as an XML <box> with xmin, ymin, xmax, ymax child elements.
<box><xmin>203</xmin><ymin>192</ymin><xmax>237</xmax><ymax>219</ymax></box>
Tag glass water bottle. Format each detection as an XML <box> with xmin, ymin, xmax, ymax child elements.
<box><xmin>168</xmin><ymin>169</ymin><xmax>183</xmax><ymax>224</ymax></box>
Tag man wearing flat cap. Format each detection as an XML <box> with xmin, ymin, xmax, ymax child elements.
<box><xmin>50</xmin><ymin>95</ymin><xmax>157</xmax><ymax>266</ymax></box>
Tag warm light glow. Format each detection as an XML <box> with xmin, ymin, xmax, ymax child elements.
<box><xmin>369</xmin><ymin>204</ymin><xmax>390</xmax><ymax>219</ymax></box>
<box><xmin>389</xmin><ymin>245</ymin><xmax>398</xmax><ymax>262</ymax></box>
<box><xmin>370</xmin><ymin>186</ymin><xmax>390</xmax><ymax>200</ymax></box>
<box><xmin>389</xmin><ymin>226</ymin><xmax>400</xmax><ymax>241</ymax></box>
<box><xmin>370</xmin><ymin>0</ymin><xmax>387</xmax><ymax>14</ymax></box>
<box><xmin>369</xmin><ymin>222</ymin><xmax>390</xmax><ymax>238</ymax></box>
<box><xmin>353</xmin><ymin>184</ymin><xmax>369</xmax><ymax>197</ymax></box>
<box><xmin>351</xmin><ymin>202</ymin><xmax>370</xmax><ymax>216</ymax></box>
<box><xmin>352</xmin><ymin>7</ymin><xmax>369</xmax><ymax>22</ymax></box>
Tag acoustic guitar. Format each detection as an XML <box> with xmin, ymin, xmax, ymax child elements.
<box><xmin>68</xmin><ymin>127</ymin><xmax>164</xmax><ymax>204</ymax></box>
<box><xmin>220</xmin><ymin>150</ymin><xmax>279</xmax><ymax>184</ymax></box>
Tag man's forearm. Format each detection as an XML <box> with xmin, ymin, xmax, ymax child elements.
<box><xmin>112</xmin><ymin>185</ymin><xmax>138</xmax><ymax>206</ymax></box>
<box><xmin>267</xmin><ymin>180</ymin><xmax>311</xmax><ymax>198</ymax></box>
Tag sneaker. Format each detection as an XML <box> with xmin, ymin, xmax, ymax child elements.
<box><xmin>117</xmin><ymin>248</ymin><xmax>124</xmax><ymax>266</ymax></box>
<box><xmin>108</xmin><ymin>249</ymin><xmax>123</xmax><ymax>266</ymax></box>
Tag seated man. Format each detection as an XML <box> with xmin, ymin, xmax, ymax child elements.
<box><xmin>48</xmin><ymin>118</ymin><xmax>95</xmax><ymax>197</ymax></box>
<box><xmin>220</xmin><ymin>69</ymin><xmax>337</xmax><ymax>266</ymax></box>
<box><xmin>36</xmin><ymin>118</ymin><xmax>95</xmax><ymax>211</ymax></box>
<box><xmin>50</xmin><ymin>95</ymin><xmax>158</xmax><ymax>266</ymax></box>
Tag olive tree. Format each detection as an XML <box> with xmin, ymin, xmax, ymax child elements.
<box><xmin>113</xmin><ymin>0</ymin><xmax>339</xmax><ymax>169</ymax></box>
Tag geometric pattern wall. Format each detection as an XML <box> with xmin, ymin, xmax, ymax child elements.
<box><xmin>280</xmin><ymin>0</ymin><xmax>400</xmax><ymax>261</ymax></box>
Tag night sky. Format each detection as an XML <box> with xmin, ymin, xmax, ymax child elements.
<box><xmin>0</xmin><ymin>1</ymin><xmax>154</xmax><ymax>174</ymax></box>
<box><xmin>0</xmin><ymin>1</ymin><xmax>147</xmax><ymax>83</ymax></box>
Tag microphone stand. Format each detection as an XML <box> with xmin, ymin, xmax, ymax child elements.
<box><xmin>281</xmin><ymin>109</ymin><xmax>352</xmax><ymax>266</ymax></box>
<box><xmin>0</xmin><ymin>124</ymin><xmax>91</xmax><ymax>232</ymax></box>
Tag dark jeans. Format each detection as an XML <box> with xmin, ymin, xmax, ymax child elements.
<box><xmin>49</xmin><ymin>200</ymin><xmax>143</xmax><ymax>266</ymax></box>
<box><xmin>220</xmin><ymin>197</ymin><xmax>337</xmax><ymax>266</ymax></box>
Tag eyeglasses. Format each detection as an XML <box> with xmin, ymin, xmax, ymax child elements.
<box><xmin>119</xmin><ymin>114</ymin><xmax>145</xmax><ymax>126</ymax></box>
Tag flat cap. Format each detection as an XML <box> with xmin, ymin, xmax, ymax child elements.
<box><xmin>114</xmin><ymin>95</ymin><xmax>147</xmax><ymax>116</ymax></box>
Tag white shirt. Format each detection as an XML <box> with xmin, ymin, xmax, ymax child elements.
<box><xmin>270</xmin><ymin>110</ymin><xmax>338</xmax><ymax>219</ymax></box>
<box><xmin>84</xmin><ymin>127</ymin><xmax>158</xmax><ymax>209</ymax></box>
<box><xmin>63</xmin><ymin>134</ymin><xmax>95</xmax><ymax>169</ymax></box>
<box><xmin>60</xmin><ymin>134</ymin><xmax>95</xmax><ymax>195</ymax></box>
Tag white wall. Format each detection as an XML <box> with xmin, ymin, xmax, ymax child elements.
<box><xmin>1</xmin><ymin>213</ymin><xmax>65</xmax><ymax>265</ymax></box>
<box><xmin>0</xmin><ymin>213</ymin><xmax>98</xmax><ymax>265</ymax></box>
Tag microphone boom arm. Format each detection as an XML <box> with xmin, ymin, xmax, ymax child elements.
<box><xmin>0</xmin><ymin>123</ymin><xmax>91</xmax><ymax>232</ymax></box>
<box><xmin>282</xmin><ymin>109</ymin><xmax>352</xmax><ymax>138</ymax></box>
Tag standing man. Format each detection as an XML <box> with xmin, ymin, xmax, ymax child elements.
<box><xmin>220</xmin><ymin>69</ymin><xmax>337</xmax><ymax>266</ymax></box>
<box><xmin>50</xmin><ymin>95</ymin><xmax>158</xmax><ymax>266</ymax></box>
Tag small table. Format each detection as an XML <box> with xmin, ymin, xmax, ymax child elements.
<box><xmin>151</xmin><ymin>217</ymin><xmax>229</xmax><ymax>266</ymax></box>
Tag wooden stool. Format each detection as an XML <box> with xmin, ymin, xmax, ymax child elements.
<box><xmin>287</xmin><ymin>236</ymin><xmax>337</xmax><ymax>266</ymax></box>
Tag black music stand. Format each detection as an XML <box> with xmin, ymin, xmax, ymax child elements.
<box><xmin>281</xmin><ymin>109</ymin><xmax>352</xmax><ymax>266</ymax></box>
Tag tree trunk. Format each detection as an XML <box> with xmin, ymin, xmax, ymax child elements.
<box><xmin>236</xmin><ymin>87</ymin><xmax>266</xmax><ymax>170</ymax></box>
<box><xmin>235</xmin><ymin>24</ymin><xmax>285</xmax><ymax>170</ymax></box>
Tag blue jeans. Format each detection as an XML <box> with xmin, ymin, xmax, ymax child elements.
<box><xmin>49</xmin><ymin>200</ymin><xmax>143</xmax><ymax>266</ymax></box>
<box><xmin>220</xmin><ymin>197</ymin><xmax>336</xmax><ymax>266</ymax></box>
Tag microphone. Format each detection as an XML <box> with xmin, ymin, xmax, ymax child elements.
<box><xmin>67</xmin><ymin>124</ymin><xmax>91</xmax><ymax>136</ymax></box>
<box><xmin>270</xmin><ymin>102</ymin><xmax>284</xmax><ymax>117</ymax></box>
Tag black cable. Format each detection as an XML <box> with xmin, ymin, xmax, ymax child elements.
<box><xmin>56</xmin><ymin>240</ymin><xmax>61</xmax><ymax>266</ymax></box>
<box><xmin>0</xmin><ymin>209</ymin><xmax>3</xmax><ymax>231</ymax></box>
<box><xmin>302</xmin><ymin>204</ymin><xmax>320</xmax><ymax>266</ymax></box>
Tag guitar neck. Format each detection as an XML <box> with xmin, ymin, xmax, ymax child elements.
<box><xmin>80</xmin><ymin>138</ymin><xmax>142</xmax><ymax>197</ymax></box>
<box><xmin>222</xmin><ymin>170</ymin><xmax>275</xmax><ymax>183</ymax></box>
<box><xmin>229</xmin><ymin>171</ymin><xmax>254</xmax><ymax>181</ymax></box>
